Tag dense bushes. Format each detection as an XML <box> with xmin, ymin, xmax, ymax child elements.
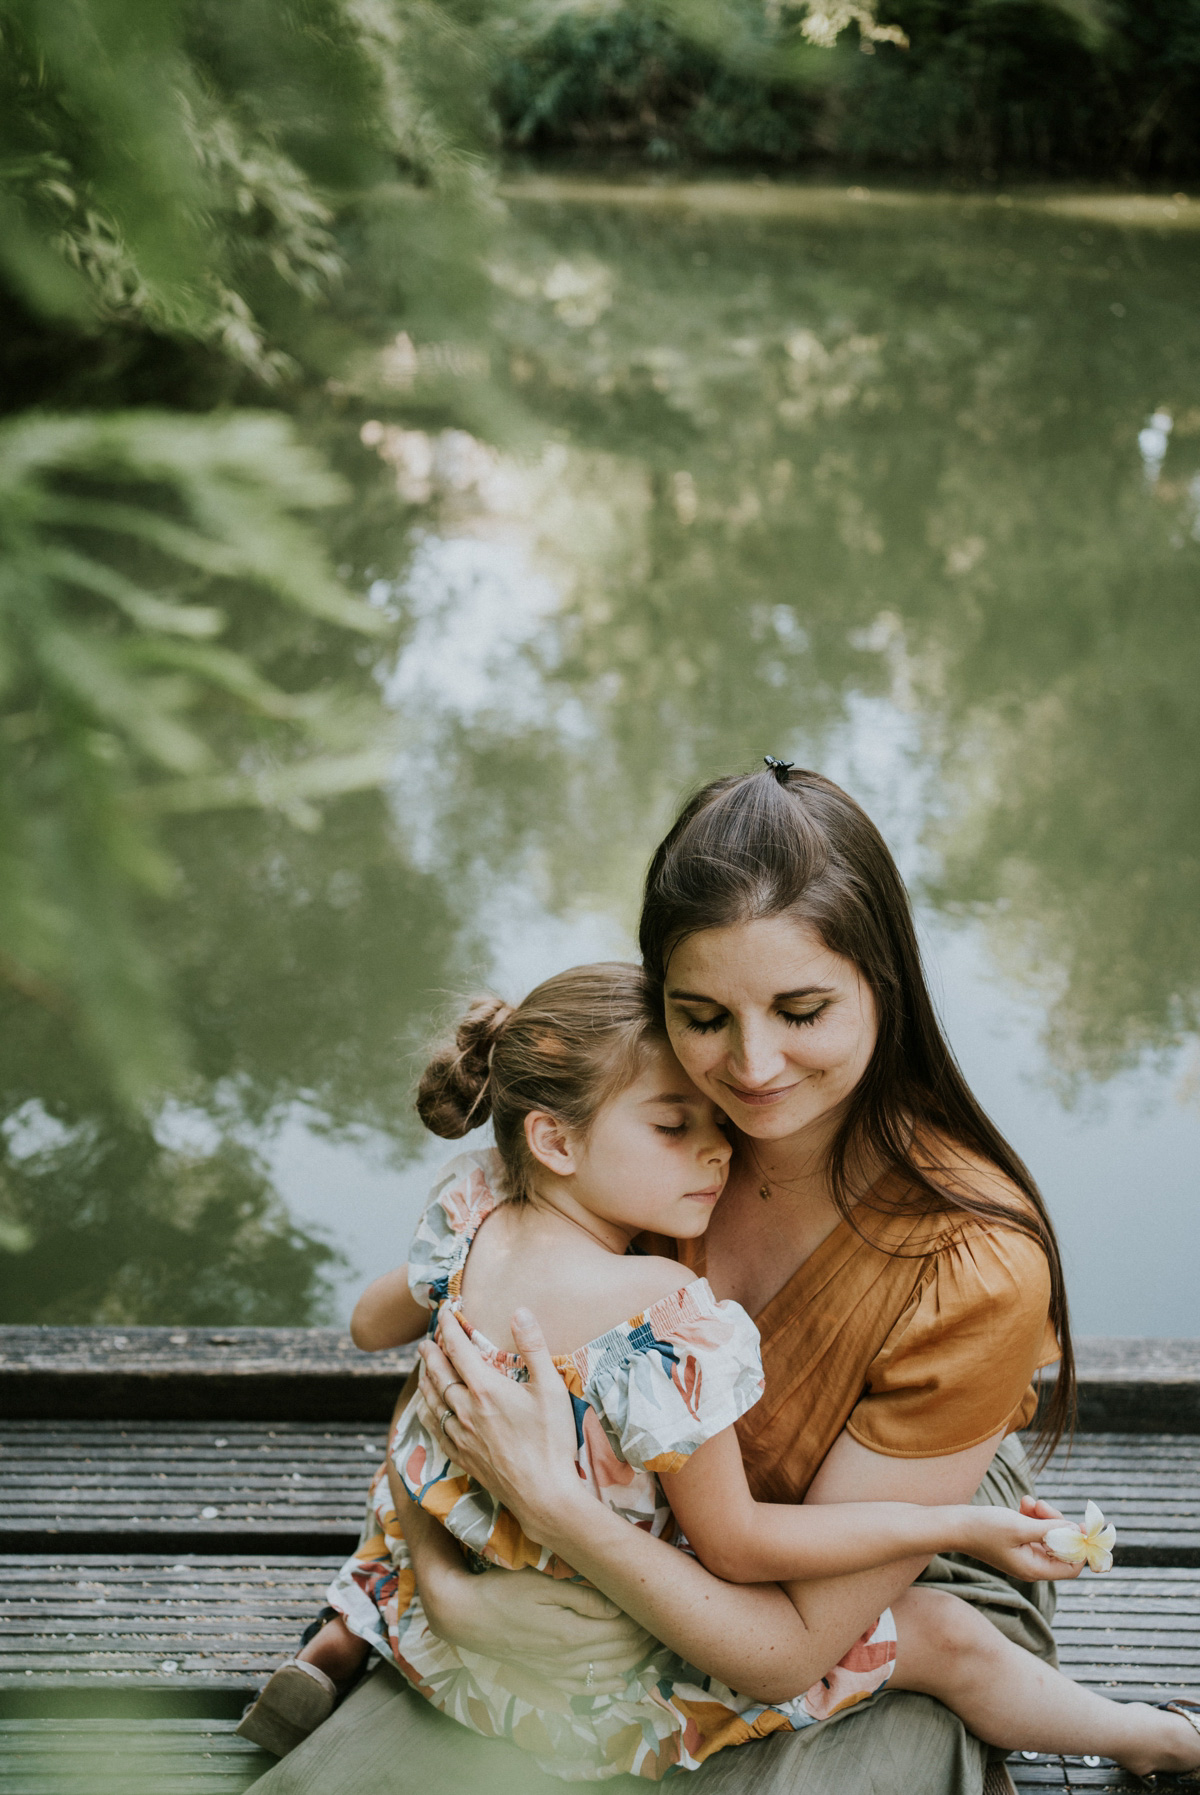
<box><xmin>495</xmin><ymin>0</ymin><xmax>1200</xmax><ymax>177</ymax></box>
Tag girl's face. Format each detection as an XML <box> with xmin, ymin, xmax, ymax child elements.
<box><xmin>663</xmin><ymin>915</ymin><xmax>878</xmax><ymax>1145</ymax></box>
<box><xmin>556</xmin><ymin>1042</ymin><xmax>732</xmax><ymax>1241</ymax></box>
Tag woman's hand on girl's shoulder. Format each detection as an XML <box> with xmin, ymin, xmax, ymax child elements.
<box><xmin>417</xmin><ymin>1307</ymin><xmax>588</xmax><ymax>1539</ymax></box>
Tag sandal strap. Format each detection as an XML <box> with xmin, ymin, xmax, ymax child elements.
<box><xmin>1165</xmin><ymin>1701</ymin><xmax>1200</xmax><ymax>1743</ymax></box>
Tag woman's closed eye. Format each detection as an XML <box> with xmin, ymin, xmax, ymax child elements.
<box><xmin>678</xmin><ymin>1004</ymin><xmax>828</xmax><ymax>1033</ymax></box>
<box><xmin>678</xmin><ymin>1011</ymin><xmax>727</xmax><ymax>1034</ymax></box>
<box><xmin>780</xmin><ymin>1004</ymin><xmax>827</xmax><ymax>1028</ymax></box>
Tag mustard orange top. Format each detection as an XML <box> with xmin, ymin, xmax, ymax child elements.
<box><xmin>645</xmin><ymin>1139</ymin><xmax>1061</xmax><ymax>1505</ymax></box>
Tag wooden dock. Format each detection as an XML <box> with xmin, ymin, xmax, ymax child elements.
<box><xmin>1</xmin><ymin>1329</ymin><xmax>1197</xmax><ymax>1793</ymax></box>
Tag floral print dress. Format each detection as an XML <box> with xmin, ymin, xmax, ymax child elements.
<box><xmin>326</xmin><ymin>1151</ymin><xmax>898</xmax><ymax>1782</ymax></box>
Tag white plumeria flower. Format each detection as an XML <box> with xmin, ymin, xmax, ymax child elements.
<box><xmin>1043</xmin><ymin>1501</ymin><xmax>1117</xmax><ymax>1574</ymax></box>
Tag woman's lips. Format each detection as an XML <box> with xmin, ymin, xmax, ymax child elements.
<box><xmin>721</xmin><ymin>1081</ymin><xmax>799</xmax><ymax>1107</ymax></box>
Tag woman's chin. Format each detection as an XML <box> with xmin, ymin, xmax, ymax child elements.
<box><xmin>732</xmin><ymin>1101</ymin><xmax>827</xmax><ymax>1141</ymax></box>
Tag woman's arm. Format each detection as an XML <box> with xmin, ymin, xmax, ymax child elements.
<box><xmin>351</xmin><ymin>1264</ymin><xmax>428</xmax><ymax>1350</ymax></box>
<box><xmin>417</xmin><ymin>1311</ymin><xmax>902</xmax><ymax>1702</ymax></box>
<box><xmin>660</xmin><ymin>1427</ymin><xmax>1064</xmax><ymax>1586</ymax></box>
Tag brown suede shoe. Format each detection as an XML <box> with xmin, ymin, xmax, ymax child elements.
<box><xmin>235</xmin><ymin>1660</ymin><xmax>338</xmax><ymax>1757</ymax></box>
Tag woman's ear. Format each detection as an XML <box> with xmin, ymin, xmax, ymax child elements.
<box><xmin>525</xmin><ymin>1110</ymin><xmax>576</xmax><ymax>1177</ymax></box>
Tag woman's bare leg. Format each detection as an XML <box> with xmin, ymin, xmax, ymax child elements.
<box><xmin>890</xmin><ymin>1587</ymin><xmax>1200</xmax><ymax>1778</ymax></box>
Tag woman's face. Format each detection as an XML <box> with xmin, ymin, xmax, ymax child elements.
<box><xmin>663</xmin><ymin>915</ymin><xmax>878</xmax><ymax>1144</ymax></box>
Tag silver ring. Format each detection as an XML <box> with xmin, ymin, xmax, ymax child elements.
<box><xmin>439</xmin><ymin>1405</ymin><xmax>456</xmax><ymax>1434</ymax></box>
<box><xmin>585</xmin><ymin>1661</ymin><xmax>595</xmax><ymax>1689</ymax></box>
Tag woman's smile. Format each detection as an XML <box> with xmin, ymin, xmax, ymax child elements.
<box><xmin>719</xmin><ymin>1077</ymin><xmax>806</xmax><ymax>1108</ymax></box>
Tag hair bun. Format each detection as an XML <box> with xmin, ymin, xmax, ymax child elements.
<box><xmin>416</xmin><ymin>994</ymin><xmax>514</xmax><ymax>1139</ymax></box>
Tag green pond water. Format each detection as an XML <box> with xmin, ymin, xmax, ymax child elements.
<box><xmin>3</xmin><ymin>178</ymin><xmax>1199</xmax><ymax>1337</ymax></box>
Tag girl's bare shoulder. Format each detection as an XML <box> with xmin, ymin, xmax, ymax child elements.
<box><xmin>537</xmin><ymin>1252</ymin><xmax>699</xmax><ymax>1351</ymax></box>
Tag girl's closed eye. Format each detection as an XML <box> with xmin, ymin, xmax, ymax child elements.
<box><xmin>655</xmin><ymin>1119</ymin><xmax>689</xmax><ymax>1137</ymax></box>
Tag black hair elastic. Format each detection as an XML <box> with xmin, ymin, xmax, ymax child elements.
<box><xmin>763</xmin><ymin>755</ymin><xmax>794</xmax><ymax>783</ymax></box>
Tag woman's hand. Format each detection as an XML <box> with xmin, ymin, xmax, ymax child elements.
<box><xmin>958</xmin><ymin>1497</ymin><xmax>1084</xmax><ymax>1584</ymax></box>
<box><xmin>416</xmin><ymin>1306</ymin><xmax>586</xmax><ymax>1542</ymax></box>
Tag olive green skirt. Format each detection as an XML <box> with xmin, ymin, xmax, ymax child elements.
<box><xmin>245</xmin><ymin>1435</ymin><xmax>1054</xmax><ymax>1795</ymax></box>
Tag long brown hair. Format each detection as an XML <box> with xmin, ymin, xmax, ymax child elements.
<box><xmin>417</xmin><ymin>964</ymin><xmax>664</xmax><ymax>1203</ymax></box>
<box><xmin>639</xmin><ymin>765</ymin><xmax>1074</xmax><ymax>1459</ymax></box>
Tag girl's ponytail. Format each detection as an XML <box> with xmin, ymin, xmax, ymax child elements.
<box><xmin>417</xmin><ymin>995</ymin><xmax>514</xmax><ymax>1139</ymax></box>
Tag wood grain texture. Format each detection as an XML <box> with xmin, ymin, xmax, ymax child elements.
<box><xmin>0</xmin><ymin>1556</ymin><xmax>339</xmax><ymax>1689</ymax></box>
<box><xmin>5</xmin><ymin>1423</ymin><xmax>1197</xmax><ymax>1561</ymax></box>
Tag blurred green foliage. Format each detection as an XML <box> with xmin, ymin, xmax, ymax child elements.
<box><xmin>495</xmin><ymin>0</ymin><xmax>1200</xmax><ymax>176</ymax></box>
<box><xmin>0</xmin><ymin>0</ymin><xmax>506</xmax><ymax>1317</ymax></box>
<box><xmin>0</xmin><ymin>0</ymin><xmax>503</xmax><ymax>1113</ymax></box>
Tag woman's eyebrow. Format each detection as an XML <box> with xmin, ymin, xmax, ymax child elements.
<box><xmin>666</xmin><ymin>986</ymin><xmax>836</xmax><ymax>1002</ymax></box>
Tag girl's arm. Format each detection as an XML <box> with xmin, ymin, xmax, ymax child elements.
<box><xmin>350</xmin><ymin>1264</ymin><xmax>428</xmax><ymax>1351</ymax></box>
<box><xmin>659</xmin><ymin>1426</ymin><xmax>1061</xmax><ymax>1586</ymax></box>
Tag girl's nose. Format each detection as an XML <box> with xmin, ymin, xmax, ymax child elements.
<box><xmin>704</xmin><ymin>1126</ymin><xmax>732</xmax><ymax>1166</ymax></box>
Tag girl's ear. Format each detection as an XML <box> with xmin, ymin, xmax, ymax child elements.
<box><xmin>525</xmin><ymin>1110</ymin><xmax>576</xmax><ymax>1177</ymax></box>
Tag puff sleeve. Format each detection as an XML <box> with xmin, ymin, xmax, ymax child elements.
<box><xmin>406</xmin><ymin>1150</ymin><xmax>503</xmax><ymax>1310</ymax></box>
<box><xmin>846</xmin><ymin>1222</ymin><xmax>1060</xmax><ymax>1460</ymax></box>
<box><xmin>587</xmin><ymin>1283</ymin><xmax>765</xmax><ymax>1477</ymax></box>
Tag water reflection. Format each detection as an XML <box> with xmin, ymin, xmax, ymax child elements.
<box><xmin>3</xmin><ymin>183</ymin><xmax>1198</xmax><ymax>1329</ymax></box>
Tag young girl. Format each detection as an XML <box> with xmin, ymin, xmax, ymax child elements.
<box><xmin>238</xmin><ymin>964</ymin><xmax>1200</xmax><ymax>1781</ymax></box>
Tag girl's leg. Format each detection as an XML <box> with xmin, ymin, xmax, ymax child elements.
<box><xmin>298</xmin><ymin>1615</ymin><xmax>369</xmax><ymax>1682</ymax></box>
<box><xmin>890</xmin><ymin>1586</ymin><xmax>1200</xmax><ymax>1778</ymax></box>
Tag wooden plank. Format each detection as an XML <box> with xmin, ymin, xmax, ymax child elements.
<box><xmin>1035</xmin><ymin>1434</ymin><xmax>1200</xmax><ymax>1566</ymax></box>
<box><xmin>0</xmin><ymin>1556</ymin><xmax>339</xmax><ymax>1690</ymax></box>
<box><xmin>2</xmin><ymin>1330</ymin><xmax>1196</xmax><ymax>1429</ymax></box>
<box><xmin>0</xmin><ymin>1719</ymin><xmax>270</xmax><ymax>1794</ymax></box>
<box><xmin>0</xmin><ymin>1422</ymin><xmax>385</xmax><ymax>1553</ymax></box>
<box><xmin>3</xmin><ymin>1559</ymin><xmax>1198</xmax><ymax>1710</ymax></box>
<box><xmin>0</xmin><ymin>1329</ymin><xmax>416</xmax><ymax>1424</ymax></box>
<box><xmin>6</xmin><ymin>1423</ymin><xmax>1198</xmax><ymax>1563</ymax></box>
<box><xmin>1038</xmin><ymin>1339</ymin><xmax>1200</xmax><ymax>1434</ymax></box>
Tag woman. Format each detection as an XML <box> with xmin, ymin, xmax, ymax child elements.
<box><xmin>248</xmin><ymin>764</ymin><xmax>1071</xmax><ymax>1795</ymax></box>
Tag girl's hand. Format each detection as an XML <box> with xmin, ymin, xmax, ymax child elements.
<box><xmin>959</xmin><ymin>1501</ymin><xmax>1085</xmax><ymax>1584</ymax></box>
<box><xmin>416</xmin><ymin>1306</ymin><xmax>587</xmax><ymax>1542</ymax></box>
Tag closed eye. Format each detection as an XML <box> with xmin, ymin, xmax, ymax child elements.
<box><xmin>780</xmin><ymin>1005</ymin><xmax>827</xmax><ymax>1027</ymax></box>
<box><xmin>655</xmin><ymin>1122</ymin><xmax>689</xmax><ymax>1137</ymax></box>
<box><xmin>680</xmin><ymin>1012</ymin><xmax>726</xmax><ymax>1034</ymax></box>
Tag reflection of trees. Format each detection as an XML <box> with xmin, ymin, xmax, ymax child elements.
<box><xmin>0</xmin><ymin>776</ymin><xmax>468</xmax><ymax>1323</ymax></box>
<box><xmin>406</xmin><ymin>190</ymin><xmax>1200</xmax><ymax>1077</ymax></box>
<box><xmin>0</xmin><ymin>1114</ymin><xmax>339</xmax><ymax>1326</ymax></box>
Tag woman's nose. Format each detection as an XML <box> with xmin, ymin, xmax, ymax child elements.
<box><xmin>726</xmin><ymin>1021</ymin><xmax>784</xmax><ymax>1086</ymax></box>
